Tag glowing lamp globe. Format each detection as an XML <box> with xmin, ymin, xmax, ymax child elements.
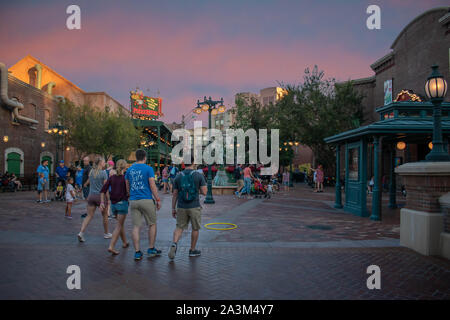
<box><xmin>425</xmin><ymin>65</ymin><xmax>447</xmax><ymax>99</ymax></box>
<box><xmin>396</xmin><ymin>141</ymin><xmax>406</xmax><ymax>150</ymax></box>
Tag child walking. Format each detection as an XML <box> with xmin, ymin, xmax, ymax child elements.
<box><xmin>65</xmin><ymin>177</ymin><xmax>76</xmax><ymax>219</ymax></box>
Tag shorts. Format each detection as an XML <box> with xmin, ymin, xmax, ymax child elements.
<box><xmin>162</xmin><ymin>178</ymin><xmax>168</xmax><ymax>183</ymax></box>
<box><xmin>43</xmin><ymin>180</ymin><xmax>49</xmax><ymax>191</ymax></box>
<box><xmin>37</xmin><ymin>190</ymin><xmax>42</xmax><ymax>194</ymax></box>
<box><xmin>176</xmin><ymin>207</ymin><xmax>202</xmax><ymax>231</ymax></box>
<box><xmin>111</xmin><ymin>200</ymin><xmax>129</xmax><ymax>215</ymax></box>
<box><xmin>237</xmin><ymin>179</ymin><xmax>244</xmax><ymax>190</ymax></box>
<box><xmin>87</xmin><ymin>194</ymin><xmax>101</xmax><ymax>207</ymax></box>
<box><xmin>130</xmin><ymin>199</ymin><xmax>156</xmax><ymax>227</ymax></box>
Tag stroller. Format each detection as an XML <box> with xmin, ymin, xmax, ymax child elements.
<box><xmin>251</xmin><ymin>179</ymin><xmax>270</xmax><ymax>199</ymax></box>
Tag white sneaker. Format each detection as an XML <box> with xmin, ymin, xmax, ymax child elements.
<box><xmin>104</xmin><ymin>233</ymin><xmax>112</xmax><ymax>239</ymax></box>
<box><xmin>77</xmin><ymin>232</ymin><xmax>85</xmax><ymax>242</ymax></box>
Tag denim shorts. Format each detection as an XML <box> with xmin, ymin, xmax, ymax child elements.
<box><xmin>111</xmin><ymin>200</ymin><xmax>129</xmax><ymax>215</ymax></box>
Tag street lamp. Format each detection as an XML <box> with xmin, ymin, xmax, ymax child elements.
<box><xmin>47</xmin><ymin>124</ymin><xmax>69</xmax><ymax>165</ymax></box>
<box><xmin>424</xmin><ymin>65</ymin><xmax>450</xmax><ymax>161</ymax></box>
<box><xmin>194</xmin><ymin>96</ymin><xmax>226</xmax><ymax>204</ymax></box>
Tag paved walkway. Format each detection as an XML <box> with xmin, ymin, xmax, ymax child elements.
<box><xmin>0</xmin><ymin>185</ymin><xmax>449</xmax><ymax>299</ymax></box>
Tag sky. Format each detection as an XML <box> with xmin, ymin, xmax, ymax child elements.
<box><xmin>0</xmin><ymin>0</ymin><xmax>449</xmax><ymax>125</ymax></box>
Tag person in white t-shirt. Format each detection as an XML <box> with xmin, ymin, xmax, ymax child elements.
<box><xmin>65</xmin><ymin>177</ymin><xmax>76</xmax><ymax>219</ymax></box>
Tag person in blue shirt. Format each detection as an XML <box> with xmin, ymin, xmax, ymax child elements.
<box><xmin>125</xmin><ymin>149</ymin><xmax>162</xmax><ymax>261</ymax></box>
<box><xmin>37</xmin><ymin>159</ymin><xmax>50</xmax><ymax>202</ymax></box>
<box><xmin>75</xmin><ymin>166</ymin><xmax>83</xmax><ymax>195</ymax></box>
<box><xmin>55</xmin><ymin>160</ymin><xmax>69</xmax><ymax>187</ymax></box>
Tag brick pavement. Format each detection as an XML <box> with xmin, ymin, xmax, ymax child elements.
<box><xmin>0</xmin><ymin>184</ymin><xmax>449</xmax><ymax>299</ymax></box>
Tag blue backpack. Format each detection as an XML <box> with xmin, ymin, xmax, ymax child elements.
<box><xmin>180</xmin><ymin>171</ymin><xmax>198</xmax><ymax>202</ymax></box>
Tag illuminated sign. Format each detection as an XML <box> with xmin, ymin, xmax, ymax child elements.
<box><xmin>130</xmin><ymin>90</ymin><xmax>162</xmax><ymax>119</ymax></box>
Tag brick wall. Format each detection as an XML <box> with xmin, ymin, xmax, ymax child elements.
<box><xmin>1</xmin><ymin>76</ymin><xmax>58</xmax><ymax>177</ymax></box>
<box><xmin>402</xmin><ymin>175</ymin><xmax>450</xmax><ymax>213</ymax></box>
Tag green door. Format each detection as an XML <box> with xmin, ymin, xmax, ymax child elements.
<box><xmin>6</xmin><ymin>152</ymin><xmax>21</xmax><ymax>176</ymax></box>
<box><xmin>42</xmin><ymin>156</ymin><xmax>53</xmax><ymax>175</ymax></box>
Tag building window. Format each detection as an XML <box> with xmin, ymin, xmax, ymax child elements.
<box><xmin>44</xmin><ymin>110</ymin><xmax>50</xmax><ymax>130</ymax></box>
<box><xmin>30</xmin><ymin>103</ymin><xmax>37</xmax><ymax>120</ymax></box>
<box><xmin>28</xmin><ymin>68</ymin><xmax>36</xmax><ymax>87</ymax></box>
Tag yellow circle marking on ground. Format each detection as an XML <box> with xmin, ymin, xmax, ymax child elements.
<box><xmin>204</xmin><ymin>223</ymin><xmax>237</xmax><ymax>231</ymax></box>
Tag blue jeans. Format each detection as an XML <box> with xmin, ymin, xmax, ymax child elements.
<box><xmin>240</xmin><ymin>177</ymin><xmax>252</xmax><ymax>195</ymax></box>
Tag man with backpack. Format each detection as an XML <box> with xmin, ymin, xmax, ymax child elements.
<box><xmin>168</xmin><ymin>155</ymin><xmax>207</xmax><ymax>259</ymax></box>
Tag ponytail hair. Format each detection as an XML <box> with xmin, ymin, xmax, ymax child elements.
<box><xmin>89</xmin><ymin>156</ymin><xmax>105</xmax><ymax>178</ymax></box>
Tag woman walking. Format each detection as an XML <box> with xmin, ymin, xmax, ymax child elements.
<box><xmin>77</xmin><ymin>156</ymin><xmax>111</xmax><ymax>242</ymax></box>
<box><xmin>105</xmin><ymin>161</ymin><xmax>117</xmax><ymax>219</ymax></box>
<box><xmin>161</xmin><ymin>165</ymin><xmax>169</xmax><ymax>193</ymax></box>
<box><xmin>313</xmin><ymin>165</ymin><xmax>324</xmax><ymax>192</ymax></box>
<box><xmin>100</xmin><ymin>159</ymin><xmax>129</xmax><ymax>255</ymax></box>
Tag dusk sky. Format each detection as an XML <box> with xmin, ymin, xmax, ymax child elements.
<box><xmin>1</xmin><ymin>0</ymin><xmax>448</xmax><ymax>125</ymax></box>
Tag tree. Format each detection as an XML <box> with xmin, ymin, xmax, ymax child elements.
<box><xmin>276</xmin><ymin>66</ymin><xmax>364</xmax><ymax>172</ymax></box>
<box><xmin>230</xmin><ymin>96</ymin><xmax>279</xmax><ymax>164</ymax></box>
<box><xmin>58</xmin><ymin>101</ymin><xmax>140</xmax><ymax>161</ymax></box>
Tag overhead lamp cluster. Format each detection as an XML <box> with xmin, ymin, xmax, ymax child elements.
<box><xmin>193</xmin><ymin>96</ymin><xmax>226</xmax><ymax>116</ymax></box>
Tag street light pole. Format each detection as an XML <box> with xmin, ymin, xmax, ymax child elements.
<box><xmin>424</xmin><ymin>65</ymin><xmax>450</xmax><ymax>162</ymax></box>
<box><xmin>193</xmin><ymin>96</ymin><xmax>226</xmax><ymax>204</ymax></box>
<box><xmin>205</xmin><ymin>108</ymin><xmax>214</xmax><ymax>204</ymax></box>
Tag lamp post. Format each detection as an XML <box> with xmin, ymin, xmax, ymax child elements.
<box><xmin>194</xmin><ymin>96</ymin><xmax>226</xmax><ymax>204</ymax></box>
<box><xmin>47</xmin><ymin>124</ymin><xmax>69</xmax><ymax>165</ymax></box>
<box><xmin>424</xmin><ymin>65</ymin><xmax>450</xmax><ymax>162</ymax></box>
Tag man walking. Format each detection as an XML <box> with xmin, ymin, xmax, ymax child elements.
<box><xmin>36</xmin><ymin>159</ymin><xmax>50</xmax><ymax>202</ymax></box>
<box><xmin>125</xmin><ymin>149</ymin><xmax>162</xmax><ymax>261</ymax></box>
<box><xmin>168</xmin><ymin>155</ymin><xmax>207</xmax><ymax>259</ymax></box>
<box><xmin>81</xmin><ymin>156</ymin><xmax>91</xmax><ymax>200</ymax></box>
<box><xmin>234</xmin><ymin>164</ymin><xmax>244</xmax><ymax>195</ymax></box>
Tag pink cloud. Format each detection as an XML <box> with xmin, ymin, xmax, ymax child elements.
<box><xmin>1</xmin><ymin>6</ymin><xmax>378</xmax><ymax>122</ymax></box>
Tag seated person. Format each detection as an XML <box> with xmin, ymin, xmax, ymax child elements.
<box><xmin>55</xmin><ymin>181</ymin><xmax>64</xmax><ymax>200</ymax></box>
<box><xmin>9</xmin><ymin>173</ymin><xmax>22</xmax><ymax>191</ymax></box>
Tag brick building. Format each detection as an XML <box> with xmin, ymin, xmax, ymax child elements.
<box><xmin>1</xmin><ymin>55</ymin><xmax>128</xmax><ymax>181</ymax></box>
<box><xmin>350</xmin><ymin>6</ymin><xmax>450</xmax><ymax>174</ymax></box>
<box><xmin>353</xmin><ymin>7</ymin><xmax>450</xmax><ymax>124</ymax></box>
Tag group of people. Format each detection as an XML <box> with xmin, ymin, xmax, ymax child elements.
<box><xmin>76</xmin><ymin>149</ymin><xmax>206</xmax><ymax>260</ymax></box>
<box><xmin>1</xmin><ymin>171</ymin><xmax>22</xmax><ymax>192</ymax></box>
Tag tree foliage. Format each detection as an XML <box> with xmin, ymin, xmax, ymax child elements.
<box><xmin>58</xmin><ymin>101</ymin><xmax>140</xmax><ymax>161</ymax></box>
<box><xmin>229</xmin><ymin>66</ymin><xmax>365</xmax><ymax>172</ymax></box>
<box><xmin>276</xmin><ymin>66</ymin><xmax>365</xmax><ymax>171</ymax></box>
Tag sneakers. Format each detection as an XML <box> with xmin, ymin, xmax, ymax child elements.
<box><xmin>168</xmin><ymin>243</ymin><xmax>177</xmax><ymax>260</ymax></box>
<box><xmin>189</xmin><ymin>249</ymin><xmax>201</xmax><ymax>257</ymax></box>
<box><xmin>147</xmin><ymin>248</ymin><xmax>162</xmax><ymax>257</ymax></box>
<box><xmin>104</xmin><ymin>233</ymin><xmax>112</xmax><ymax>239</ymax></box>
<box><xmin>81</xmin><ymin>213</ymin><xmax>87</xmax><ymax>218</ymax></box>
<box><xmin>134</xmin><ymin>251</ymin><xmax>143</xmax><ymax>260</ymax></box>
<box><xmin>77</xmin><ymin>232</ymin><xmax>85</xmax><ymax>242</ymax></box>
<box><xmin>65</xmin><ymin>216</ymin><xmax>73</xmax><ymax>220</ymax></box>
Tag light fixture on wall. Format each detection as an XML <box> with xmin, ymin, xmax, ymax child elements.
<box><xmin>3</xmin><ymin>136</ymin><xmax>8</xmax><ymax>143</ymax></box>
<box><xmin>396</xmin><ymin>141</ymin><xmax>406</xmax><ymax>150</ymax></box>
<box><xmin>428</xmin><ymin>142</ymin><xmax>433</xmax><ymax>150</ymax></box>
<box><xmin>41</xmin><ymin>142</ymin><xmax>46</xmax><ymax>148</ymax></box>
<box><xmin>66</xmin><ymin>147</ymin><xmax>70</xmax><ymax>151</ymax></box>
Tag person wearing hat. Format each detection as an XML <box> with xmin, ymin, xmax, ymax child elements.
<box><xmin>55</xmin><ymin>160</ymin><xmax>69</xmax><ymax>188</ymax></box>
